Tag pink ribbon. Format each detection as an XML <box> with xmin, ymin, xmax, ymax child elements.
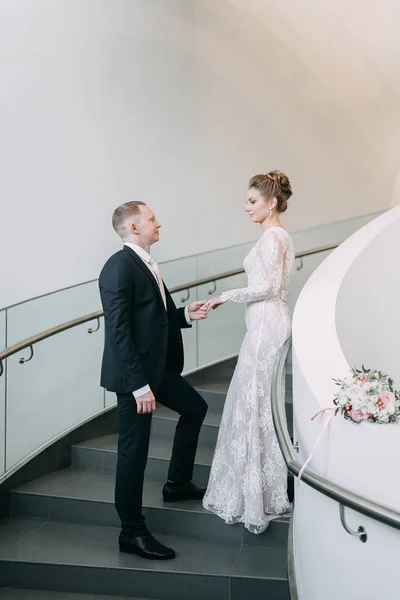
<box><xmin>297</xmin><ymin>407</ymin><xmax>335</xmax><ymax>486</ymax></box>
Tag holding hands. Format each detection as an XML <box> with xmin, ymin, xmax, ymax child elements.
<box><xmin>188</xmin><ymin>297</ymin><xmax>224</xmax><ymax>320</ymax></box>
<box><xmin>135</xmin><ymin>297</ymin><xmax>224</xmax><ymax>416</ymax></box>
<box><xmin>188</xmin><ymin>301</ymin><xmax>209</xmax><ymax>320</ymax></box>
<box><xmin>204</xmin><ymin>295</ymin><xmax>223</xmax><ymax>312</ymax></box>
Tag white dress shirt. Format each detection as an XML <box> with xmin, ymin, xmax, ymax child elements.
<box><xmin>124</xmin><ymin>242</ymin><xmax>191</xmax><ymax>398</ymax></box>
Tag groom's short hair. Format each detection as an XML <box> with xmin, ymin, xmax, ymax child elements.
<box><xmin>112</xmin><ymin>201</ymin><xmax>146</xmax><ymax>239</ymax></box>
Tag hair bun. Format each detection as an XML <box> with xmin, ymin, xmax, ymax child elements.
<box><xmin>248</xmin><ymin>170</ymin><xmax>293</xmax><ymax>213</ymax></box>
<box><xmin>267</xmin><ymin>170</ymin><xmax>292</xmax><ymax>212</ymax></box>
<box><xmin>268</xmin><ymin>170</ymin><xmax>291</xmax><ymax>194</ymax></box>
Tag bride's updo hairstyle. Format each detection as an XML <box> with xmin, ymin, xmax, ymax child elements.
<box><xmin>248</xmin><ymin>170</ymin><xmax>293</xmax><ymax>213</ymax></box>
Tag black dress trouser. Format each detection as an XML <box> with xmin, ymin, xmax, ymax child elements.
<box><xmin>115</xmin><ymin>368</ymin><xmax>208</xmax><ymax>532</ymax></box>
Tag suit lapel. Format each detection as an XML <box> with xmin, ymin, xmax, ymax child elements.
<box><xmin>123</xmin><ymin>245</ymin><xmax>166</xmax><ymax>310</ymax></box>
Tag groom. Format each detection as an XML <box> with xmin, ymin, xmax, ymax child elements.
<box><xmin>99</xmin><ymin>201</ymin><xmax>208</xmax><ymax>560</ymax></box>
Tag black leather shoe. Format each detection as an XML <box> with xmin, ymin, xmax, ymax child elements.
<box><xmin>119</xmin><ymin>531</ymin><xmax>176</xmax><ymax>560</ymax></box>
<box><xmin>162</xmin><ymin>481</ymin><xmax>206</xmax><ymax>502</ymax></box>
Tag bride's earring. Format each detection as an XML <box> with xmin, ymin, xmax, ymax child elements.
<box><xmin>269</xmin><ymin>208</ymin><xmax>273</xmax><ymax>218</ymax></box>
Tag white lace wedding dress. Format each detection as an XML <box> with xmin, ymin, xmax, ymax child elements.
<box><xmin>203</xmin><ymin>227</ymin><xmax>294</xmax><ymax>534</ymax></box>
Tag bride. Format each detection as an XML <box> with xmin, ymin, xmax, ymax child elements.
<box><xmin>202</xmin><ymin>170</ymin><xmax>295</xmax><ymax>534</ymax></box>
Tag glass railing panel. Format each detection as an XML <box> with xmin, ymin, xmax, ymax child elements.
<box><xmin>196</xmin><ymin>273</ymin><xmax>247</xmax><ymax>368</ymax></box>
<box><xmin>0</xmin><ymin>209</ymin><xmax>388</xmax><ymax>481</ymax></box>
<box><xmin>159</xmin><ymin>256</ymin><xmax>197</xmax><ymax>289</ymax></box>
<box><xmin>290</xmin><ymin>212</ymin><xmax>380</xmax><ymax>253</ymax></box>
<box><xmin>0</xmin><ymin>310</ymin><xmax>6</xmax><ymax>477</ymax></box>
<box><xmin>170</xmin><ymin>289</ymin><xmax>198</xmax><ymax>374</ymax></box>
<box><xmin>162</xmin><ymin>256</ymin><xmax>198</xmax><ymax>373</ymax></box>
<box><xmin>195</xmin><ymin>243</ymin><xmax>252</xmax><ymax>281</ymax></box>
<box><xmin>5</xmin><ymin>322</ymin><xmax>104</xmax><ymax>472</ymax></box>
<box><xmin>6</xmin><ymin>281</ymin><xmax>101</xmax><ymax>346</ymax></box>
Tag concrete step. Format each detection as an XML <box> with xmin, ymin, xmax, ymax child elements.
<box><xmin>186</xmin><ymin>357</ymin><xmax>293</xmax><ymax>394</ymax></box>
<box><xmin>152</xmin><ymin>398</ymin><xmax>293</xmax><ymax>446</ymax></box>
<box><xmin>10</xmin><ymin>467</ymin><xmax>289</xmax><ymax>548</ymax></box>
<box><xmin>0</xmin><ymin>517</ymin><xmax>290</xmax><ymax>600</ymax></box>
<box><xmin>152</xmin><ymin>406</ymin><xmax>221</xmax><ymax>448</ymax></box>
<box><xmin>71</xmin><ymin>435</ymin><xmax>213</xmax><ymax>488</ymax></box>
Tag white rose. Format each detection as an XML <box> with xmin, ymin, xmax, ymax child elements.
<box><xmin>377</xmin><ymin>413</ymin><xmax>390</xmax><ymax>423</ymax></box>
<box><xmin>386</xmin><ymin>403</ymin><xmax>396</xmax><ymax>415</ymax></box>
<box><xmin>349</xmin><ymin>389</ymin><xmax>365</xmax><ymax>408</ymax></box>
<box><xmin>366</xmin><ymin>401</ymin><xmax>378</xmax><ymax>416</ymax></box>
<box><xmin>354</xmin><ymin>399</ymin><xmax>365</xmax><ymax>411</ymax></box>
<box><xmin>336</xmin><ymin>390</ymin><xmax>348</xmax><ymax>406</ymax></box>
<box><xmin>348</xmin><ymin>385</ymin><xmax>365</xmax><ymax>398</ymax></box>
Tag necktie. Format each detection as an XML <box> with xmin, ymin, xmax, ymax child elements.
<box><xmin>149</xmin><ymin>257</ymin><xmax>167</xmax><ymax>310</ymax></box>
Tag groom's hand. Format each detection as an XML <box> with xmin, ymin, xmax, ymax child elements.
<box><xmin>205</xmin><ymin>295</ymin><xmax>223</xmax><ymax>312</ymax></box>
<box><xmin>188</xmin><ymin>301</ymin><xmax>208</xmax><ymax>320</ymax></box>
<box><xmin>135</xmin><ymin>390</ymin><xmax>156</xmax><ymax>414</ymax></box>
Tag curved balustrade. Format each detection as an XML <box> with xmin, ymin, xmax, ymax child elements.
<box><xmin>290</xmin><ymin>205</ymin><xmax>400</xmax><ymax>600</ymax></box>
<box><xmin>0</xmin><ymin>242</ymin><xmax>337</xmax><ymax>374</ymax></box>
<box><xmin>0</xmin><ymin>207</ymin><xmax>386</xmax><ymax>485</ymax></box>
<box><xmin>271</xmin><ymin>336</ymin><xmax>400</xmax><ymax>600</ymax></box>
<box><xmin>271</xmin><ymin>337</ymin><xmax>400</xmax><ymax>529</ymax></box>
<box><xmin>0</xmin><ymin>241</ymin><xmax>340</xmax><ymax>485</ymax></box>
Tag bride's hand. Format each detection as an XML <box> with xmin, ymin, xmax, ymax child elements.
<box><xmin>205</xmin><ymin>295</ymin><xmax>223</xmax><ymax>312</ymax></box>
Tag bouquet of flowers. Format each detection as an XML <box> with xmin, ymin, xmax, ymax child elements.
<box><xmin>333</xmin><ymin>366</ymin><xmax>400</xmax><ymax>424</ymax></box>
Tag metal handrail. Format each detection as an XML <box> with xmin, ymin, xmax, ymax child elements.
<box><xmin>2</xmin><ymin>234</ymin><xmax>397</xmax><ymax>532</ymax></box>
<box><xmin>0</xmin><ymin>242</ymin><xmax>338</xmax><ymax>374</ymax></box>
<box><xmin>271</xmin><ymin>336</ymin><xmax>400</xmax><ymax>532</ymax></box>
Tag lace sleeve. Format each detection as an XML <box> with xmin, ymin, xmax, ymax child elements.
<box><xmin>220</xmin><ymin>230</ymin><xmax>285</xmax><ymax>303</ymax></box>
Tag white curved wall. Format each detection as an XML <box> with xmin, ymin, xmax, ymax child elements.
<box><xmin>337</xmin><ymin>219</ymin><xmax>400</xmax><ymax>387</ymax></box>
<box><xmin>292</xmin><ymin>207</ymin><xmax>400</xmax><ymax>600</ymax></box>
<box><xmin>1</xmin><ymin>0</ymin><xmax>398</xmax><ymax>308</ymax></box>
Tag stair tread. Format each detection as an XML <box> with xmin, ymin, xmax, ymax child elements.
<box><xmin>193</xmin><ymin>383</ymin><xmax>230</xmax><ymax>394</ymax></box>
<box><xmin>74</xmin><ymin>435</ymin><xmax>216</xmax><ymax>466</ymax></box>
<box><xmin>74</xmin><ymin>394</ymin><xmax>292</xmax><ymax>461</ymax></box>
<box><xmin>187</xmin><ymin>357</ymin><xmax>292</xmax><ymax>396</ymax></box>
<box><xmin>0</xmin><ymin>589</ymin><xmax>155</xmax><ymax>600</ymax></box>
<box><xmin>0</xmin><ymin>517</ymin><xmax>288</xmax><ymax>580</ymax></box>
<box><xmin>156</xmin><ymin>402</ymin><xmax>292</xmax><ymax>423</ymax></box>
<box><xmin>155</xmin><ymin>406</ymin><xmax>222</xmax><ymax>427</ymax></box>
<box><xmin>13</xmin><ymin>468</ymin><xmax>209</xmax><ymax>514</ymax></box>
<box><xmin>1</xmin><ymin>361</ymin><xmax>292</xmax><ymax>599</ymax></box>
<box><xmin>186</xmin><ymin>359</ymin><xmax>236</xmax><ymax>393</ymax></box>
<box><xmin>13</xmin><ymin>467</ymin><xmax>289</xmax><ymax>525</ymax></box>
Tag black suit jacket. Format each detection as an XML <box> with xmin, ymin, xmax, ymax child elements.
<box><xmin>99</xmin><ymin>245</ymin><xmax>191</xmax><ymax>394</ymax></box>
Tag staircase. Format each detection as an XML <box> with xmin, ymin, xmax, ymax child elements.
<box><xmin>0</xmin><ymin>359</ymin><xmax>293</xmax><ymax>600</ymax></box>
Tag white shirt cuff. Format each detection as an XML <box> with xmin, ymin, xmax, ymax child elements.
<box><xmin>133</xmin><ymin>384</ymin><xmax>151</xmax><ymax>398</ymax></box>
<box><xmin>184</xmin><ymin>306</ymin><xmax>193</xmax><ymax>323</ymax></box>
